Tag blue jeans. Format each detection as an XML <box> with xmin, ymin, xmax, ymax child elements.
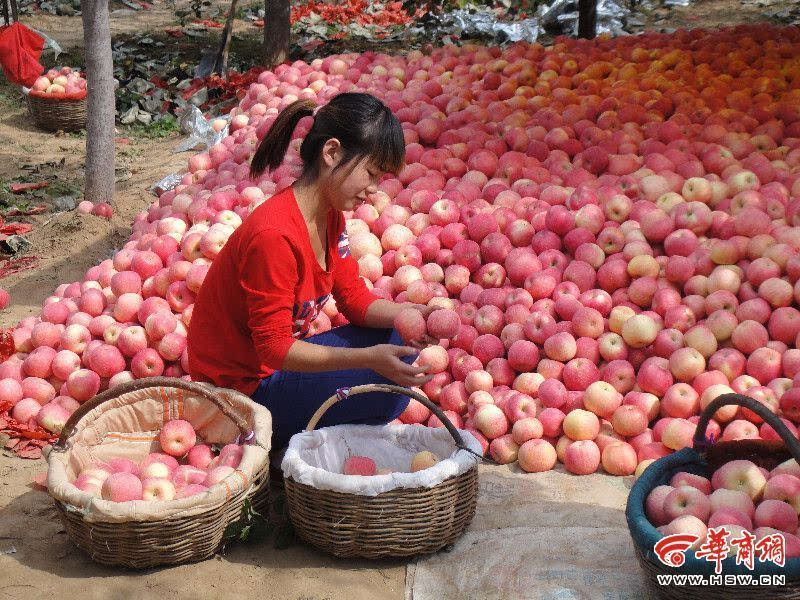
<box><xmin>252</xmin><ymin>325</ymin><xmax>413</xmax><ymax>451</ymax></box>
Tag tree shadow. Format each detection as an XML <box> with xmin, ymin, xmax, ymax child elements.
<box><xmin>220</xmin><ymin>484</ymin><xmax>410</xmax><ymax>573</ymax></box>
<box><xmin>0</xmin><ymin>105</ymin><xmax>42</xmax><ymax>136</ymax></box>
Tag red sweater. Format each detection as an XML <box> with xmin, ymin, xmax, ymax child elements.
<box><xmin>187</xmin><ymin>186</ymin><xmax>377</xmax><ymax>395</ymax></box>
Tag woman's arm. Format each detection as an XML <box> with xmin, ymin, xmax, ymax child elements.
<box><xmin>281</xmin><ymin>338</ymin><xmax>433</xmax><ymax>387</ymax></box>
<box><xmin>282</xmin><ymin>339</ymin><xmax>371</xmax><ymax>372</ymax></box>
<box><xmin>361</xmin><ymin>299</ymin><xmax>434</xmax><ymax>329</ymax></box>
<box><xmin>362</xmin><ymin>299</ymin><xmax>439</xmax><ymax>347</ymax></box>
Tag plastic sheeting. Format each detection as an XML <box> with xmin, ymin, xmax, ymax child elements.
<box><xmin>406</xmin><ymin>465</ymin><xmax>651</xmax><ymax>600</ymax></box>
<box><xmin>0</xmin><ymin>23</ymin><xmax>44</xmax><ymax>87</ymax></box>
<box><xmin>152</xmin><ymin>172</ymin><xmax>183</xmax><ymax>195</ymax></box>
<box><xmin>539</xmin><ymin>0</ymin><xmax>633</xmax><ymax>37</ymax></box>
<box><xmin>28</xmin><ymin>27</ymin><xmax>63</xmax><ymax>61</ymax></box>
<box><xmin>412</xmin><ymin>0</ymin><xmax>660</xmax><ymax>44</ymax></box>
<box><xmin>431</xmin><ymin>7</ymin><xmax>541</xmax><ymax>43</ymax></box>
<box><xmin>175</xmin><ymin>105</ymin><xmax>230</xmax><ymax>153</ymax></box>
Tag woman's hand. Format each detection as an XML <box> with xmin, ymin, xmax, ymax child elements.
<box><xmin>404</xmin><ymin>303</ymin><xmax>438</xmax><ymax>349</ymax></box>
<box><xmin>408</xmin><ymin>302</ymin><xmax>436</xmax><ymax>319</ymax></box>
<box><xmin>367</xmin><ymin>344</ymin><xmax>433</xmax><ymax>387</ymax></box>
<box><xmin>408</xmin><ymin>333</ymin><xmax>439</xmax><ymax>350</ymax></box>
<box><xmin>364</xmin><ymin>299</ymin><xmax>436</xmax><ymax>331</ymax></box>
<box><xmin>362</xmin><ymin>300</ymin><xmax>440</xmax><ymax>348</ymax></box>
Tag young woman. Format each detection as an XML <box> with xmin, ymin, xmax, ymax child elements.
<box><xmin>188</xmin><ymin>93</ymin><xmax>435</xmax><ymax>451</ymax></box>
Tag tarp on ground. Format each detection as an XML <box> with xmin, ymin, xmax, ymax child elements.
<box><xmin>405</xmin><ymin>465</ymin><xmax>652</xmax><ymax>600</ymax></box>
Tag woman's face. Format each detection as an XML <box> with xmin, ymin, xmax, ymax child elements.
<box><xmin>319</xmin><ymin>139</ymin><xmax>381</xmax><ymax>212</ymax></box>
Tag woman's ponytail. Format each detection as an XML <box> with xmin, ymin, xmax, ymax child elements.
<box><xmin>250</xmin><ymin>92</ymin><xmax>404</xmax><ymax>183</ymax></box>
<box><xmin>249</xmin><ymin>99</ymin><xmax>316</xmax><ymax>179</ymax></box>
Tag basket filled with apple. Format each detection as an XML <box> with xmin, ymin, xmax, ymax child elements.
<box><xmin>25</xmin><ymin>66</ymin><xmax>88</xmax><ymax>132</ymax></box>
<box><xmin>282</xmin><ymin>383</ymin><xmax>483</xmax><ymax>559</ymax></box>
<box><xmin>626</xmin><ymin>392</ymin><xmax>800</xmax><ymax>599</ymax></box>
<box><xmin>44</xmin><ymin>377</ymin><xmax>272</xmax><ymax>568</ymax></box>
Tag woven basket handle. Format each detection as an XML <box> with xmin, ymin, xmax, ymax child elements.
<box><xmin>54</xmin><ymin>377</ymin><xmax>251</xmax><ymax>450</ymax></box>
<box><xmin>304</xmin><ymin>383</ymin><xmax>473</xmax><ymax>453</ymax></box>
<box><xmin>693</xmin><ymin>392</ymin><xmax>800</xmax><ymax>463</ymax></box>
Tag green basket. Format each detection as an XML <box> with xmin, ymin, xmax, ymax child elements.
<box><xmin>626</xmin><ymin>393</ymin><xmax>800</xmax><ymax>599</ymax></box>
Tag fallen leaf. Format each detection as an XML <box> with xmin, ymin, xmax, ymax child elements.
<box><xmin>10</xmin><ymin>181</ymin><xmax>50</xmax><ymax>193</ymax></box>
<box><xmin>18</xmin><ymin>446</ymin><xmax>43</xmax><ymax>460</ymax></box>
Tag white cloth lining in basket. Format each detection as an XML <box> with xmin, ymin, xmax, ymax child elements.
<box><xmin>281</xmin><ymin>423</ymin><xmax>482</xmax><ymax>497</ymax></box>
<box><xmin>46</xmin><ymin>386</ymin><xmax>271</xmax><ymax>522</ymax></box>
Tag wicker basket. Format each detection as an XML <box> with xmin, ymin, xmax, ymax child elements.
<box><xmin>626</xmin><ymin>393</ymin><xmax>800</xmax><ymax>599</ymax></box>
<box><xmin>284</xmin><ymin>383</ymin><xmax>480</xmax><ymax>559</ymax></box>
<box><xmin>47</xmin><ymin>377</ymin><xmax>271</xmax><ymax>568</ymax></box>
<box><xmin>26</xmin><ymin>93</ymin><xmax>87</xmax><ymax>132</ymax></box>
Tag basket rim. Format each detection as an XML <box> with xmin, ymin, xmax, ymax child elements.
<box><xmin>46</xmin><ymin>381</ymin><xmax>272</xmax><ymax>523</ymax></box>
<box><xmin>52</xmin><ymin>460</ymin><xmax>269</xmax><ymax>524</ymax></box>
<box><xmin>52</xmin><ymin>467</ymin><xmax>264</xmax><ymax>519</ymax></box>
<box><xmin>284</xmin><ymin>463</ymin><xmax>480</xmax><ymax>496</ymax></box>
<box><xmin>281</xmin><ymin>422</ymin><xmax>482</xmax><ymax>496</ymax></box>
<box><xmin>27</xmin><ymin>94</ymin><xmax>87</xmax><ymax>104</ymax></box>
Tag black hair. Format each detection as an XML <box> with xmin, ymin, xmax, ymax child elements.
<box><xmin>249</xmin><ymin>92</ymin><xmax>405</xmax><ymax>180</ymax></box>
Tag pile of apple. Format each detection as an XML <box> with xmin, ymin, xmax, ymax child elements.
<box><xmin>646</xmin><ymin>458</ymin><xmax>800</xmax><ymax>557</ymax></box>
<box><xmin>30</xmin><ymin>67</ymin><xmax>87</xmax><ymax>97</ymax></box>
<box><xmin>1</xmin><ymin>23</ymin><xmax>800</xmax><ymax>481</ymax></box>
<box><xmin>72</xmin><ymin>419</ymin><xmax>244</xmax><ymax>501</ymax></box>
<box><xmin>341</xmin><ymin>450</ymin><xmax>439</xmax><ymax>476</ymax></box>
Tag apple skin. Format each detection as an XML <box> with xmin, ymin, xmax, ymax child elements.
<box><xmin>159</xmin><ymin>419</ymin><xmax>197</xmax><ymax>457</ymax></box>
<box><xmin>663</xmin><ymin>485</ymin><xmax>712</xmax><ymax>523</ymax></box>
<box><xmin>711</xmin><ymin>459</ymin><xmax>768</xmax><ymax>501</ymax></box>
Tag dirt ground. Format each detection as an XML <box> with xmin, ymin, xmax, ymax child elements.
<box><xmin>0</xmin><ymin>1</ymin><xmax>796</xmax><ymax>598</ymax></box>
<box><xmin>0</xmin><ymin>456</ymin><xmax>406</xmax><ymax>600</ymax></box>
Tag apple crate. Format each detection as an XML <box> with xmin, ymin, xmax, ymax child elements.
<box><xmin>626</xmin><ymin>393</ymin><xmax>800</xmax><ymax>599</ymax></box>
<box><xmin>282</xmin><ymin>383</ymin><xmax>482</xmax><ymax>559</ymax></box>
<box><xmin>25</xmin><ymin>89</ymin><xmax>87</xmax><ymax>132</ymax></box>
<box><xmin>45</xmin><ymin>377</ymin><xmax>272</xmax><ymax>568</ymax></box>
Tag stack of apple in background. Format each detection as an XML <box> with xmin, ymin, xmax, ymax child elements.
<box><xmin>72</xmin><ymin>419</ymin><xmax>244</xmax><ymax>501</ymax></box>
<box><xmin>3</xmin><ymin>23</ymin><xmax>800</xmax><ymax>479</ymax></box>
<box><xmin>30</xmin><ymin>67</ymin><xmax>87</xmax><ymax>96</ymax></box>
<box><xmin>646</xmin><ymin>458</ymin><xmax>800</xmax><ymax>556</ymax></box>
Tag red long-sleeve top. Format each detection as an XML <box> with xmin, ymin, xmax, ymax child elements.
<box><xmin>187</xmin><ymin>186</ymin><xmax>378</xmax><ymax>395</ymax></box>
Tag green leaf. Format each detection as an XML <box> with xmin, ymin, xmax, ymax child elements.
<box><xmin>238</xmin><ymin>524</ymin><xmax>252</xmax><ymax>541</ymax></box>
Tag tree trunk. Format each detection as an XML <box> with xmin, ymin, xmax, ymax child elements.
<box><xmin>82</xmin><ymin>0</ymin><xmax>115</xmax><ymax>205</ymax></box>
<box><xmin>263</xmin><ymin>0</ymin><xmax>290</xmax><ymax>69</ymax></box>
<box><xmin>213</xmin><ymin>0</ymin><xmax>239</xmax><ymax>75</ymax></box>
<box><xmin>577</xmin><ymin>0</ymin><xmax>597</xmax><ymax>39</ymax></box>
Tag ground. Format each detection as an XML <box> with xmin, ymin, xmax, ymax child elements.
<box><xmin>0</xmin><ymin>454</ymin><xmax>405</xmax><ymax>600</ymax></box>
<box><xmin>0</xmin><ymin>0</ymin><xmax>795</xmax><ymax>598</ymax></box>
